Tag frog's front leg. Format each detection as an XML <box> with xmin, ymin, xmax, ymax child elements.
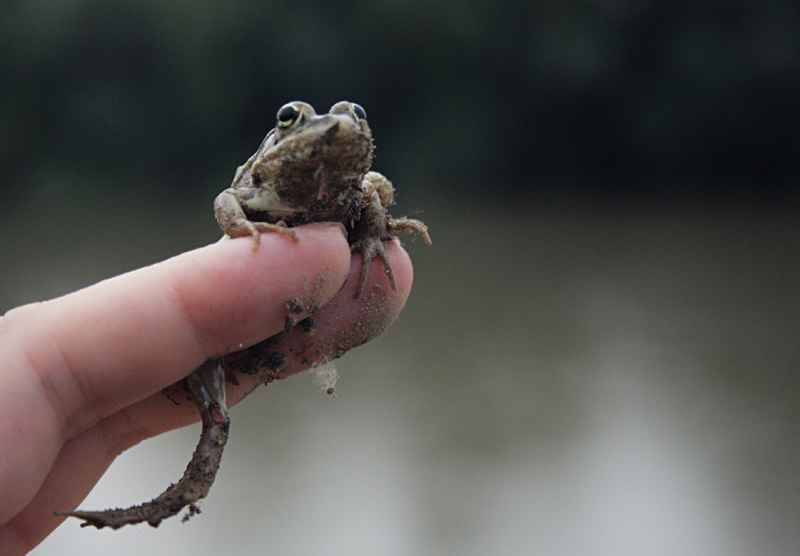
<box><xmin>214</xmin><ymin>188</ymin><xmax>298</xmax><ymax>248</ymax></box>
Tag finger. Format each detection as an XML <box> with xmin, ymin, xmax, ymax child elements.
<box><xmin>0</xmin><ymin>426</ymin><xmax>105</xmax><ymax>555</ymax></box>
<box><xmin>5</xmin><ymin>241</ymin><xmax>414</xmax><ymax>551</ymax></box>
<box><xmin>97</xmin><ymin>239</ymin><xmax>414</xmax><ymax>444</ymax></box>
<box><xmin>6</xmin><ymin>222</ymin><xmax>350</xmax><ymax>434</ymax></box>
<box><xmin>270</xmin><ymin>239</ymin><xmax>414</xmax><ymax>380</ymax></box>
<box><xmin>0</xmin><ymin>223</ymin><xmax>350</xmax><ymax>528</ymax></box>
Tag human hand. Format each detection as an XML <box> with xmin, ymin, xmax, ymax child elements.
<box><xmin>0</xmin><ymin>223</ymin><xmax>413</xmax><ymax>554</ymax></box>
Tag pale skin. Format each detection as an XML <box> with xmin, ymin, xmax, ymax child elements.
<box><xmin>0</xmin><ymin>223</ymin><xmax>413</xmax><ymax>554</ymax></box>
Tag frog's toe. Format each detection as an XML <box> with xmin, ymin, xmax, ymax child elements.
<box><xmin>252</xmin><ymin>222</ymin><xmax>299</xmax><ymax>244</ymax></box>
<box><xmin>242</xmin><ymin>222</ymin><xmax>262</xmax><ymax>250</ymax></box>
<box><xmin>351</xmin><ymin>237</ymin><xmax>396</xmax><ymax>298</ymax></box>
<box><xmin>388</xmin><ymin>217</ymin><xmax>432</xmax><ymax>246</ymax></box>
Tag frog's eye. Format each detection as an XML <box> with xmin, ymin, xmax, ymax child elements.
<box><xmin>350</xmin><ymin>103</ymin><xmax>367</xmax><ymax>122</ymax></box>
<box><xmin>329</xmin><ymin>101</ymin><xmax>367</xmax><ymax>123</ymax></box>
<box><xmin>276</xmin><ymin>103</ymin><xmax>302</xmax><ymax>128</ymax></box>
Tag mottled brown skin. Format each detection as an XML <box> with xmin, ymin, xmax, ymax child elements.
<box><xmin>58</xmin><ymin>101</ymin><xmax>430</xmax><ymax>530</ymax></box>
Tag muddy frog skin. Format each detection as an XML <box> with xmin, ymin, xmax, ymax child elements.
<box><xmin>58</xmin><ymin>101</ymin><xmax>430</xmax><ymax>530</ymax></box>
<box><xmin>215</xmin><ymin>100</ymin><xmax>430</xmax><ymax>296</ymax></box>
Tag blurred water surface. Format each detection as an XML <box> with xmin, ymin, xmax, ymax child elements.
<box><xmin>4</xmin><ymin>198</ymin><xmax>798</xmax><ymax>555</ymax></box>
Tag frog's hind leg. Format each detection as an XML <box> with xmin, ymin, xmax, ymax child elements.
<box><xmin>55</xmin><ymin>359</ymin><xmax>230</xmax><ymax>529</ymax></box>
<box><xmin>388</xmin><ymin>217</ymin><xmax>432</xmax><ymax>246</ymax></box>
<box><xmin>347</xmin><ymin>188</ymin><xmax>433</xmax><ymax>298</ymax></box>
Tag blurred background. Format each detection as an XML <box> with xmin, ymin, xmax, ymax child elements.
<box><xmin>2</xmin><ymin>0</ymin><xmax>799</xmax><ymax>554</ymax></box>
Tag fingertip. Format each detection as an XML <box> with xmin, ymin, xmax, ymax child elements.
<box><xmin>386</xmin><ymin>240</ymin><xmax>415</xmax><ymax>300</ymax></box>
<box><xmin>347</xmin><ymin>239</ymin><xmax>414</xmax><ymax>306</ymax></box>
<box><xmin>217</xmin><ymin>221</ymin><xmax>351</xmax><ymax>286</ymax></box>
<box><xmin>8</xmin><ymin>222</ymin><xmax>354</xmax><ymax>438</ymax></box>
<box><xmin>174</xmin><ymin>222</ymin><xmax>353</xmax><ymax>360</ymax></box>
<box><xmin>235</xmin><ymin>239</ymin><xmax>415</xmax><ymax>384</ymax></box>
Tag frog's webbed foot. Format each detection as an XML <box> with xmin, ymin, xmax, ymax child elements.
<box><xmin>55</xmin><ymin>360</ymin><xmax>230</xmax><ymax>529</ymax></box>
<box><xmin>350</xmin><ymin>234</ymin><xmax>396</xmax><ymax>298</ymax></box>
<box><xmin>239</xmin><ymin>220</ymin><xmax>298</xmax><ymax>250</ymax></box>
<box><xmin>350</xmin><ymin>216</ymin><xmax>431</xmax><ymax>298</ymax></box>
<box><xmin>349</xmin><ymin>187</ymin><xmax>432</xmax><ymax>298</ymax></box>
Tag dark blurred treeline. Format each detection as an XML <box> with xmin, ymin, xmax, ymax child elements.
<box><xmin>1</xmin><ymin>0</ymin><xmax>798</xmax><ymax>207</ymax></box>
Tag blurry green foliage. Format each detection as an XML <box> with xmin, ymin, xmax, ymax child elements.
<box><xmin>1</xmin><ymin>0</ymin><xmax>798</xmax><ymax>204</ymax></box>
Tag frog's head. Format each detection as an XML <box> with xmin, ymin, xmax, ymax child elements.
<box><xmin>251</xmin><ymin>101</ymin><xmax>374</xmax><ymax>205</ymax></box>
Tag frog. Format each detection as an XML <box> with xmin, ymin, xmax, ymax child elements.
<box><xmin>215</xmin><ymin>100</ymin><xmax>431</xmax><ymax>297</ymax></box>
<box><xmin>57</xmin><ymin>101</ymin><xmax>431</xmax><ymax>529</ymax></box>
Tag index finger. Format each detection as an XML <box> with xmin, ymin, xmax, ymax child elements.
<box><xmin>0</xmin><ymin>223</ymin><xmax>350</xmax><ymax>514</ymax></box>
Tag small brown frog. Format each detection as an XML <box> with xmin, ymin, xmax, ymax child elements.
<box><xmin>58</xmin><ymin>101</ymin><xmax>430</xmax><ymax>529</ymax></box>
<box><xmin>215</xmin><ymin>100</ymin><xmax>430</xmax><ymax>296</ymax></box>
